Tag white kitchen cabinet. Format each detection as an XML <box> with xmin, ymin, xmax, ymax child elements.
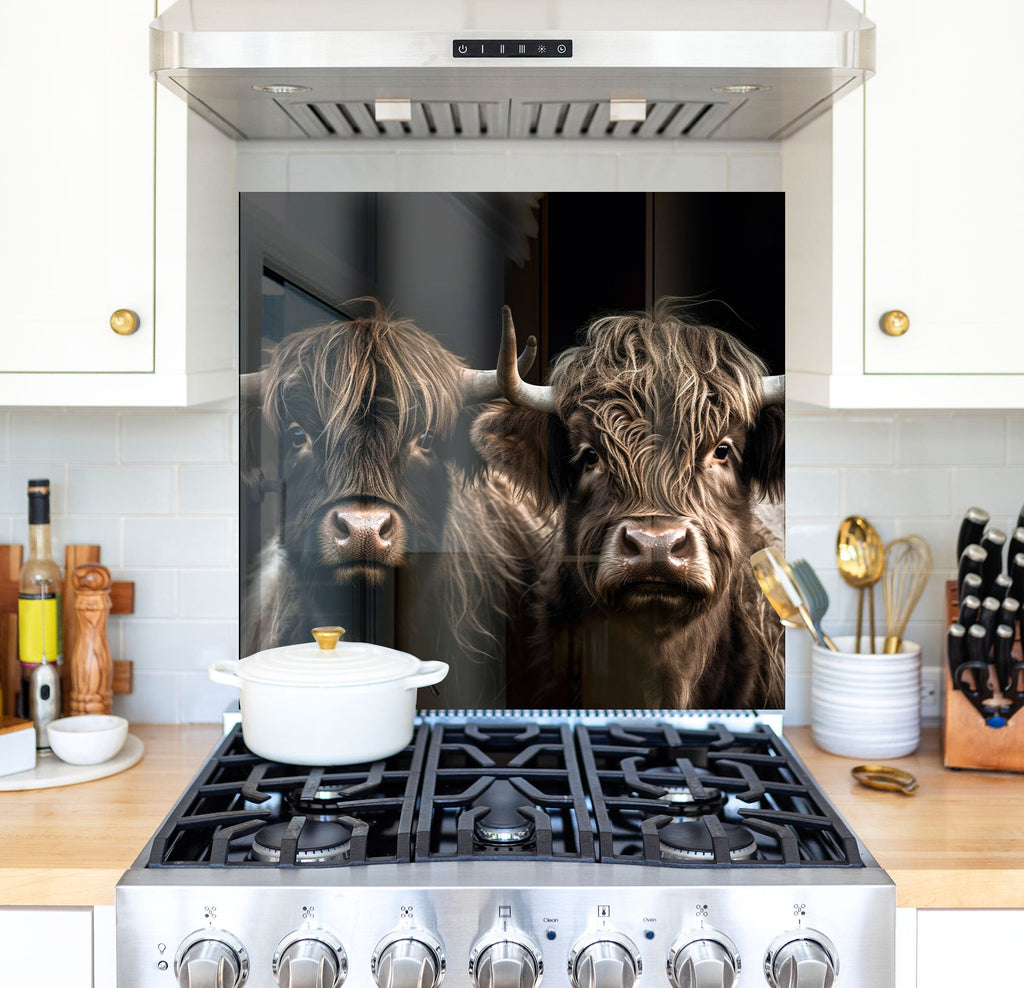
<box><xmin>916</xmin><ymin>909</ymin><xmax>1023</xmax><ymax>985</ymax></box>
<box><xmin>0</xmin><ymin>1</ymin><xmax>236</xmax><ymax>407</ymax></box>
<box><xmin>783</xmin><ymin>0</ymin><xmax>1024</xmax><ymax>408</ymax></box>
<box><xmin>0</xmin><ymin>907</ymin><xmax>94</xmax><ymax>987</ymax></box>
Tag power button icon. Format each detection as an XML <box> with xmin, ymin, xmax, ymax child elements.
<box><xmin>457</xmin><ymin>44</ymin><xmax>468</xmax><ymax>54</ymax></box>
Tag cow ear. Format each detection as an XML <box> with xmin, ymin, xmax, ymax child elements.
<box><xmin>742</xmin><ymin>403</ymin><xmax>785</xmax><ymax>503</ymax></box>
<box><xmin>471</xmin><ymin>401</ymin><xmax>569</xmax><ymax>513</ymax></box>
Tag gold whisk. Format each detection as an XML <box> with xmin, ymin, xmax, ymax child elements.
<box><xmin>882</xmin><ymin>535</ymin><xmax>933</xmax><ymax>654</ymax></box>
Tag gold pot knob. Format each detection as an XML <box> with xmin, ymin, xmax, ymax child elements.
<box><xmin>109</xmin><ymin>309</ymin><xmax>140</xmax><ymax>336</ymax></box>
<box><xmin>311</xmin><ymin>626</ymin><xmax>345</xmax><ymax>650</ymax></box>
<box><xmin>880</xmin><ymin>310</ymin><xmax>910</xmax><ymax>337</ymax></box>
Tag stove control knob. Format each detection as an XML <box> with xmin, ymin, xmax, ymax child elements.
<box><xmin>470</xmin><ymin>934</ymin><xmax>543</xmax><ymax>988</ymax></box>
<box><xmin>764</xmin><ymin>931</ymin><xmax>838</xmax><ymax>988</ymax></box>
<box><xmin>273</xmin><ymin>931</ymin><xmax>347</xmax><ymax>988</ymax></box>
<box><xmin>174</xmin><ymin>930</ymin><xmax>249</xmax><ymax>988</ymax></box>
<box><xmin>568</xmin><ymin>933</ymin><xmax>642</xmax><ymax>988</ymax></box>
<box><xmin>372</xmin><ymin>931</ymin><xmax>446</xmax><ymax>988</ymax></box>
<box><xmin>668</xmin><ymin>932</ymin><xmax>740</xmax><ymax>988</ymax></box>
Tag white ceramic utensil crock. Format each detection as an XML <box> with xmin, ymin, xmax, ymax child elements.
<box><xmin>209</xmin><ymin>627</ymin><xmax>448</xmax><ymax>765</ymax></box>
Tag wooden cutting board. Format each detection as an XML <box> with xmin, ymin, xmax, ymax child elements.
<box><xmin>0</xmin><ymin>733</ymin><xmax>143</xmax><ymax>791</ymax></box>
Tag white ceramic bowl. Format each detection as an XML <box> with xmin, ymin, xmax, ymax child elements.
<box><xmin>46</xmin><ymin>715</ymin><xmax>129</xmax><ymax>765</ymax></box>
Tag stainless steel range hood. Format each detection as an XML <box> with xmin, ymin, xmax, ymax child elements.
<box><xmin>151</xmin><ymin>0</ymin><xmax>874</xmax><ymax>142</ymax></box>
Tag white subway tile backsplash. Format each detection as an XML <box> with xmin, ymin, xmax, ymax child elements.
<box><xmin>236</xmin><ymin>151</ymin><xmax>288</xmax><ymax>191</ymax></box>
<box><xmin>181</xmin><ymin>465</ymin><xmax>238</xmax><ymax>515</ymax></box>
<box><xmin>114</xmin><ymin>671</ymin><xmax>181</xmax><ymax>724</ymax></box>
<box><xmin>899</xmin><ymin>414</ymin><xmax>1006</xmax><ymax>465</ymax></box>
<box><xmin>617</xmin><ymin>153</ymin><xmax>727</xmax><ymax>191</ymax></box>
<box><xmin>120</xmin><ymin>412</ymin><xmax>230</xmax><ymax>463</ymax></box>
<box><xmin>784</xmin><ymin>468</ymin><xmax>840</xmax><ymax>517</ymax></box>
<box><xmin>508</xmin><ymin>152</ymin><xmax>618</xmax><ymax>191</ymax></box>
<box><xmin>180</xmin><ymin>672</ymin><xmax>239</xmax><ymax>724</ymax></box>
<box><xmin>52</xmin><ymin>517</ymin><xmax>124</xmax><ymax>566</ymax></box>
<box><xmin>1008</xmin><ymin>417</ymin><xmax>1024</xmax><ymax>465</ymax></box>
<box><xmin>397</xmin><ymin>153</ymin><xmax>509</xmax><ymax>190</ymax></box>
<box><xmin>729</xmin><ymin>154</ymin><xmax>783</xmax><ymax>191</ymax></box>
<box><xmin>288</xmin><ymin>153</ymin><xmax>398</xmax><ymax>191</ymax></box>
<box><xmin>118</xmin><ymin>569</ymin><xmax>180</xmax><ymax>619</ymax></box>
<box><xmin>69</xmin><ymin>466</ymin><xmax>176</xmax><ymax>515</ymax></box>
<box><xmin>787</xmin><ymin>415</ymin><xmax>893</xmax><ymax>466</ymax></box>
<box><xmin>843</xmin><ymin>468</ymin><xmax>951</xmax><ymax>518</ymax></box>
<box><xmin>0</xmin><ymin>465</ymin><xmax>66</xmax><ymax>514</ymax></box>
<box><xmin>9</xmin><ymin>412</ymin><xmax>117</xmax><ymax>462</ymax></box>
<box><xmin>950</xmin><ymin>469</ymin><xmax>1024</xmax><ymax>527</ymax></box>
<box><xmin>124</xmin><ymin>517</ymin><xmax>235</xmax><ymax>567</ymax></box>
<box><xmin>122</xmin><ymin>619</ymin><xmax>237</xmax><ymax>672</ymax></box>
<box><xmin>179</xmin><ymin>569</ymin><xmax>239</xmax><ymax>619</ymax></box>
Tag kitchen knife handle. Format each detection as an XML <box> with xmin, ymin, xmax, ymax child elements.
<box><xmin>990</xmin><ymin>574</ymin><xmax>1014</xmax><ymax>603</ymax></box>
<box><xmin>958</xmin><ymin>545</ymin><xmax>988</xmax><ymax>598</ymax></box>
<box><xmin>980</xmin><ymin>528</ymin><xmax>1008</xmax><ymax>588</ymax></box>
<box><xmin>1010</xmin><ymin>552</ymin><xmax>1024</xmax><ymax>604</ymax></box>
<box><xmin>1008</xmin><ymin>527</ymin><xmax>1024</xmax><ymax>568</ymax></box>
<box><xmin>995</xmin><ymin>624</ymin><xmax>1016</xmax><ymax>695</ymax></box>
<box><xmin>958</xmin><ymin>594</ymin><xmax>982</xmax><ymax>628</ymax></box>
<box><xmin>978</xmin><ymin>596</ymin><xmax>1002</xmax><ymax>650</ymax></box>
<box><xmin>957</xmin><ymin>507</ymin><xmax>990</xmax><ymax>562</ymax></box>
<box><xmin>947</xmin><ymin>623</ymin><xmax>967</xmax><ymax>690</ymax></box>
<box><xmin>997</xmin><ymin>596</ymin><xmax>1020</xmax><ymax>632</ymax></box>
<box><xmin>966</xmin><ymin>623</ymin><xmax>993</xmax><ymax>698</ymax></box>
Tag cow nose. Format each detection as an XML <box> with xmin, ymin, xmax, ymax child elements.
<box><xmin>331</xmin><ymin>508</ymin><xmax>397</xmax><ymax>551</ymax></box>
<box><xmin>618</xmin><ymin>522</ymin><xmax>692</xmax><ymax>567</ymax></box>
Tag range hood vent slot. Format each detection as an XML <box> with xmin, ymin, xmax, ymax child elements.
<box><xmin>514</xmin><ymin>100</ymin><xmax>735</xmax><ymax>139</ymax></box>
<box><xmin>278</xmin><ymin>98</ymin><xmax>736</xmax><ymax>140</ymax></box>
<box><xmin>282</xmin><ymin>100</ymin><xmax>509</xmax><ymax>139</ymax></box>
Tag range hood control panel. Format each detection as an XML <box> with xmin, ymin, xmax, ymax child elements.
<box><xmin>452</xmin><ymin>40</ymin><xmax>573</xmax><ymax>58</ymax></box>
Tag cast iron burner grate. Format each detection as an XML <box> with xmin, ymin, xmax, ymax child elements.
<box><xmin>141</xmin><ymin>720</ymin><xmax>863</xmax><ymax>870</ymax></box>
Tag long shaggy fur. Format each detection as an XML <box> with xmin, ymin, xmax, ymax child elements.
<box><xmin>474</xmin><ymin>301</ymin><xmax>785</xmax><ymax>709</ymax></box>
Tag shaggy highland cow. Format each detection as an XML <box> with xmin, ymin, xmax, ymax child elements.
<box><xmin>241</xmin><ymin>300</ymin><xmax>544</xmax><ymax>707</ymax></box>
<box><xmin>474</xmin><ymin>303</ymin><xmax>785</xmax><ymax>710</ymax></box>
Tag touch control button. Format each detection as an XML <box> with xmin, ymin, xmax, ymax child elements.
<box><xmin>568</xmin><ymin>933</ymin><xmax>641</xmax><ymax>988</ymax></box>
<box><xmin>764</xmin><ymin>931</ymin><xmax>838</xmax><ymax>988</ymax></box>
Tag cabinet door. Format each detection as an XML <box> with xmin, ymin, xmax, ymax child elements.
<box><xmin>0</xmin><ymin>0</ymin><xmax>154</xmax><ymax>373</ymax></box>
<box><xmin>863</xmin><ymin>0</ymin><xmax>1024</xmax><ymax>375</ymax></box>
<box><xmin>0</xmin><ymin>907</ymin><xmax>94</xmax><ymax>988</ymax></box>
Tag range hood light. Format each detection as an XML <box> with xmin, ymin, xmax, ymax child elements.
<box><xmin>252</xmin><ymin>84</ymin><xmax>311</xmax><ymax>95</ymax></box>
<box><xmin>609</xmin><ymin>99</ymin><xmax>648</xmax><ymax>122</ymax></box>
<box><xmin>712</xmin><ymin>84</ymin><xmax>772</xmax><ymax>95</ymax></box>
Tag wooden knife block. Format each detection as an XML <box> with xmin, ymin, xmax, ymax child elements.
<box><xmin>943</xmin><ymin>580</ymin><xmax>1024</xmax><ymax>772</ymax></box>
<box><xmin>0</xmin><ymin>544</ymin><xmax>134</xmax><ymax>718</ymax></box>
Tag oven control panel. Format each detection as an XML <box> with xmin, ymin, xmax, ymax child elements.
<box><xmin>117</xmin><ymin>876</ymin><xmax>891</xmax><ymax>987</ymax></box>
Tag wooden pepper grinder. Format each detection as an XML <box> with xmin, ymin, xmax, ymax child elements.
<box><xmin>69</xmin><ymin>564</ymin><xmax>113</xmax><ymax>715</ymax></box>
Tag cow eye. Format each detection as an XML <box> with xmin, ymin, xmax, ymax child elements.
<box><xmin>581</xmin><ymin>447</ymin><xmax>600</xmax><ymax>469</ymax></box>
<box><xmin>287</xmin><ymin>423</ymin><xmax>308</xmax><ymax>447</ymax></box>
<box><xmin>713</xmin><ymin>442</ymin><xmax>731</xmax><ymax>462</ymax></box>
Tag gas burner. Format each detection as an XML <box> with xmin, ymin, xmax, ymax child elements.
<box><xmin>658</xmin><ymin>821</ymin><xmax>757</xmax><ymax>863</ymax></box>
<box><xmin>472</xmin><ymin>780</ymin><xmax>536</xmax><ymax>845</ymax></box>
<box><xmin>251</xmin><ymin>820</ymin><xmax>352</xmax><ymax>864</ymax></box>
<box><xmin>655</xmin><ymin>784</ymin><xmax>727</xmax><ymax>817</ymax></box>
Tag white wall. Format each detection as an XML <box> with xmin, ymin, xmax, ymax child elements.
<box><xmin>4</xmin><ymin>142</ymin><xmax>1017</xmax><ymax>724</ymax></box>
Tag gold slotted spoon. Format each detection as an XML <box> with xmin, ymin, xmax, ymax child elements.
<box><xmin>836</xmin><ymin>516</ymin><xmax>886</xmax><ymax>653</ymax></box>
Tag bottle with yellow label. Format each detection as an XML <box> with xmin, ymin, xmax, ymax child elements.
<box><xmin>18</xmin><ymin>479</ymin><xmax>62</xmax><ymax>715</ymax></box>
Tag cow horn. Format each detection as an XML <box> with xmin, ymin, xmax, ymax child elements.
<box><xmin>240</xmin><ymin>370</ymin><xmax>264</xmax><ymax>405</ymax></box>
<box><xmin>761</xmin><ymin>375</ymin><xmax>785</xmax><ymax>406</ymax></box>
<box><xmin>462</xmin><ymin>326</ymin><xmax>538</xmax><ymax>404</ymax></box>
<box><xmin>497</xmin><ymin>305</ymin><xmax>557</xmax><ymax>413</ymax></box>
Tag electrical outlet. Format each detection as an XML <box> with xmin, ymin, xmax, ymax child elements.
<box><xmin>920</xmin><ymin>667</ymin><xmax>942</xmax><ymax>720</ymax></box>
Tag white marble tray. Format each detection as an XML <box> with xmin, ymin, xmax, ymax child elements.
<box><xmin>0</xmin><ymin>734</ymin><xmax>144</xmax><ymax>790</ymax></box>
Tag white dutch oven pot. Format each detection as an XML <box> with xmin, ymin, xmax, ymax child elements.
<box><xmin>209</xmin><ymin>627</ymin><xmax>448</xmax><ymax>765</ymax></box>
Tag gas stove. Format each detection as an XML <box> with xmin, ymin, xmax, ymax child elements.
<box><xmin>116</xmin><ymin>714</ymin><xmax>894</xmax><ymax>987</ymax></box>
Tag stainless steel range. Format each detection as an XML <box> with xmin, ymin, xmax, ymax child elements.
<box><xmin>116</xmin><ymin>713</ymin><xmax>894</xmax><ymax>987</ymax></box>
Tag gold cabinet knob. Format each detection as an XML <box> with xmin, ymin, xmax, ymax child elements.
<box><xmin>880</xmin><ymin>310</ymin><xmax>910</xmax><ymax>337</ymax></box>
<box><xmin>109</xmin><ymin>309</ymin><xmax>140</xmax><ymax>336</ymax></box>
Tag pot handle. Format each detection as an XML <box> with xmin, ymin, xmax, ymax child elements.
<box><xmin>405</xmin><ymin>660</ymin><xmax>449</xmax><ymax>691</ymax></box>
<box><xmin>209</xmin><ymin>660</ymin><xmax>242</xmax><ymax>689</ymax></box>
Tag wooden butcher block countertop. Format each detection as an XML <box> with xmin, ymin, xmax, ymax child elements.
<box><xmin>0</xmin><ymin>724</ymin><xmax>1020</xmax><ymax>909</ymax></box>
